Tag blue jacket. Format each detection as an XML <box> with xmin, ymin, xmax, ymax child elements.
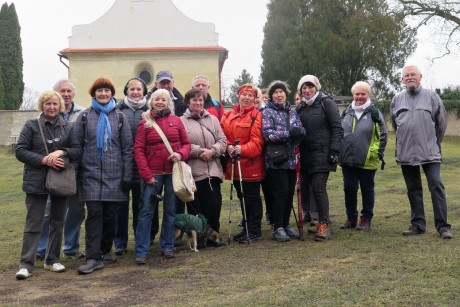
<box><xmin>261</xmin><ymin>100</ymin><xmax>305</xmax><ymax>170</ymax></box>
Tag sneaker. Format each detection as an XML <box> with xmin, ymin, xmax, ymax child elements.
<box><xmin>356</xmin><ymin>218</ymin><xmax>371</xmax><ymax>231</ymax></box>
<box><xmin>440</xmin><ymin>229</ymin><xmax>453</xmax><ymax>239</ymax></box>
<box><xmin>16</xmin><ymin>268</ymin><xmax>31</xmax><ymax>280</ymax></box>
<box><xmin>161</xmin><ymin>250</ymin><xmax>175</xmax><ymax>258</ymax></box>
<box><xmin>63</xmin><ymin>251</ymin><xmax>85</xmax><ymax>259</ymax></box>
<box><xmin>102</xmin><ymin>253</ymin><xmax>117</xmax><ymax>263</ymax></box>
<box><xmin>402</xmin><ymin>225</ymin><xmax>426</xmax><ymax>236</ymax></box>
<box><xmin>272</xmin><ymin>227</ymin><xmax>290</xmax><ymax>242</ymax></box>
<box><xmin>135</xmin><ymin>256</ymin><xmax>147</xmax><ymax>265</ymax></box>
<box><xmin>238</xmin><ymin>232</ymin><xmax>263</xmax><ymax>244</ymax></box>
<box><xmin>44</xmin><ymin>263</ymin><xmax>66</xmax><ymax>272</ymax></box>
<box><xmin>78</xmin><ymin>259</ymin><xmax>104</xmax><ymax>275</ymax></box>
<box><xmin>340</xmin><ymin>219</ymin><xmax>357</xmax><ymax>229</ymax></box>
<box><xmin>114</xmin><ymin>247</ymin><xmax>126</xmax><ymax>256</ymax></box>
<box><xmin>284</xmin><ymin>225</ymin><xmax>300</xmax><ymax>239</ymax></box>
<box><xmin>314</xmin><ymin>222</ymin><xmax>332</xmax><ymax>242</ymax></box>
<box><xmin>232</xmin><ymin>229</ymin><xmax>248</xmax><ymax>242</ymax></box>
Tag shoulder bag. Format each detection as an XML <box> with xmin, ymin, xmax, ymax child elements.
<box><xmin>151</xmin><ymin>121</ymin><xmax>196</xmax><ymax>202</ymax></box>
<box><xmin>37</xmin><ymin>119</ymin><xmax>77</xmax><ymax>197</ymax></box>
<box><xmin>266</xmin><ymin>109</ymin><xmax>290</xmax><ymax>165</ymax></box>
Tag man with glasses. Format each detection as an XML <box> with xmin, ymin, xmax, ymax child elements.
<box><xmin>390</xmin><ymin>65</ymin><xmax>453</xmax><ymax>239</ymax></box>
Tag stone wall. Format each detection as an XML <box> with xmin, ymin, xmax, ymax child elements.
<box><xmin>1</xmin><ymin>109</ymin><xmax>459</xmax><ymax>147</ymax></box>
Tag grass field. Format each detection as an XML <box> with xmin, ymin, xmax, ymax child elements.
<box><xmin>0</xmin><ymin>133</ymin><xmax>459</xmax><ymax>306</ymax></box>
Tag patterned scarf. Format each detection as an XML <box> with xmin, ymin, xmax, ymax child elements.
<box><xmin>123</xmin><ymin>96</ymin><xmax>147</xmax><ymax>111</ymax></box>
<box><xmin>91</xmin><ymin>98</ymin><xmax>116</xmax><ymax>160</ymax></box>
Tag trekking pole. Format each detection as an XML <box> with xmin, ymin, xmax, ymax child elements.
<box><xmin>236</xmin><ymin>155</ymin><xmax>250</xmax><ymax>245</ymax></box>
<box><xmin>227</xmin><ymin>156</ymin><xmax>235</xmax><ymax>245</ymax></box>
<box><xmin>295</xmin><ymin>146</ymin><xmax>304</xmax><ymax>240</ymax></box>
<box><xmin>227</xmin><ymin>140</ymin><xmax>240</xmax><ymax>245</ymax></box>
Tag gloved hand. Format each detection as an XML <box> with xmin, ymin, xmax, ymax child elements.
<box><xmin>121</xmin><ymin>181</ymin><xmax>133</xmax><ymax>192</ymax></box>
<box><xmin>378</xmin><ymin>153</ymin><xmax>384</xmax><ymax>161</ymax></box>
<box><xmin>328</xmin><ymin>152</ymin><xmax>339</xmax><ymax>165</ymax></box>
<box><xmin>290</xmin><ymin>127</ymin><xmax>303</xmax><ymax>139</ymax></box>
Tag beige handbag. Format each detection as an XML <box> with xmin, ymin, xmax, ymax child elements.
<box><xmin>151</xmin><ymin>121</ymin><xmax>196</xmax><ymax>202</ymax></box>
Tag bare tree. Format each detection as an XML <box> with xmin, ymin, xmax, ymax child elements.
<box><xmin>20</xmin><ymin>86</ymin><xmax>39</xmax><ymax>110</ymax></box>
<box><xmin>396</xmin><ymin>1</ymin><xmax>460</xmax><ymax>58</ymax></box>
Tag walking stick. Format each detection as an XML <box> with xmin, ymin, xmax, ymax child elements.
<box><xmin>227</xmin><ymin>140</ymin><xmax>240</xmax><ymax>245</ymax></box>
<box><xmin>295</xmin><ymin>146</ymin><xmax>304</xmax><ymax>240</ymax></box>
<box><xmin>227</xmin><ymin>156</ymin><xmax>236</xmax><ymax>245</ymax></box>
<box><xmin>237</xmin><ymin>155</ymin><xmax>250</xmax><ymax>245</ymax></box>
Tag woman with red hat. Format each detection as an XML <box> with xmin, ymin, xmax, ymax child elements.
<box><xmin>221</xmin><ymin>83</ymin><xmax>265</xmax><ymax>243</ymax></box>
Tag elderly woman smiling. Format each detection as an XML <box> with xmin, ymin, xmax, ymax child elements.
<box><xmin>15</xmin><ymin>90</ymin><xmax>81</xmax><ymax>280</ymax></box>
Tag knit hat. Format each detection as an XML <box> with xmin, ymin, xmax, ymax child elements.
<box><xmin>268</xmin><ymin>81</ymin><xmax>289</xmax><ymax>100</ymax></box>
<box><xmin>297</xmin><ymin>75</ymin><xmax>321</xmax><ymax>91</ymax></box>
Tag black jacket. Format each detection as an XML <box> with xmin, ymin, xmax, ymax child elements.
<box><xmin>296</xmin><ymin>92</ymin><xmax>343</xmax><ymax>174</ymax></box>
<box><xmin>16</xmin><ymin>115</ymin><xmax>81</xmax><ymax>194</ymax></box>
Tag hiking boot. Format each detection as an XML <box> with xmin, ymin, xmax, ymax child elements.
<box><xmin>161</xmin><ymin>250</ymin><xmax>175</xmax><ymax>259</ymax></box>
<box><xmin>340</xmin><ymin>219</ymin><xmax>357</xmax><ymax>229</ymax></box>
<box><xmin>135</xmin><ymin>256</ymin><xmax>147</xmax><ymax>265</ymax></box>
<box><xmin>284</xmin><ymin>225</ymin><xmax>300</xmax><ymax>239</ymax></box>
<box><xmin>356</xmin><ymin>218</ymin><xmax>371</xmax><ymax>232</ymax></box>
<box><xmin>78</xmin><ymin>259</ymin><xmax>104</xmax><ymax>275</ymax></box>
<box><xmin>16</xmin><ymin>268</ymin><xmax>32</xmax><ymax>280</ymax></box>
<box><xmin>314</xmin><ymin>222</ymin><xmax>332</xmax><ymax>242</ymax></box>
<box><xmin>402</xmin><ymin>225</ymin><xmax>426</xmax><ymax>236</ymax></box>
<box><xmin>439</xmin><ymin>229</ymin><xmax>453</xmax><ymax>239</ymax></box>
<box><xmin>233</xmin><ymin>229</ymin><xmax>248</xmax><ymax>242</ymax></box>
<box><xmin>102</xmin><ymin>253</ymin><xmax>117</xmax><ymax>263</ymax></box>
<box><xmin>114</xmin><ymin>247</ymin><xmax>126</xmax><ymax>256</ymax></box>
<box><xmin>238</xmin><ymin>232</ymin><xmax>263</xmax><ymax>244</ymax></box>
<box><xmin>272</xmin><ymin>227</ymin><xmax>290</xmax><ymax>242</ymax></box>
<box><xmin>63</xmin><ymin>251</ymin><xmax>85</xmax><ymax>260</ymax></box>
<box><xmin>44</xmin><ymin>263</ymin><xmax>66</xmax><ymax>273</ymax></box>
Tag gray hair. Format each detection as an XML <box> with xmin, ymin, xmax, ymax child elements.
<box><xmin>53</xmin><ymin>79</ymin><xmax>76</xmax><ymax>93</ymax></box>
<box><xmin>191</xmin><ymin>74</ymin><xmax>210</xmax><ymax>86</ymax></box>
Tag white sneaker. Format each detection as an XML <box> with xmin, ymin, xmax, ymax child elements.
<box><xmin>16</xmin><ymin>268</ymin><xmax>31</xmax><ymax>280</ymax></box>
<box><xmin>44</xmin><ymin>263</ymin><xmax>66</xmax><ymax>272</ymax></box>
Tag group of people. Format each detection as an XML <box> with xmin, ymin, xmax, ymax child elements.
<box><xmin>14</xmin><ymin>64</ymin><xmax>453</xmax><ymax>280</ymax></box>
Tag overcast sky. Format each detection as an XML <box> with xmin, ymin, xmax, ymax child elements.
<box><xmin>9</xmin><ymin>0</ymin><xmax>460</xmax><ymax>96</ymax></box>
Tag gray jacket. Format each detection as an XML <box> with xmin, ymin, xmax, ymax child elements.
<box><xmin>74</xmin><ymin>107</ymin><xmax>133</xmax><ymax>202</ymax></box>
<box><xmin>390</xmin><ymin>86</ymin><xmax>447</xmax><ymax>165</ymax></box>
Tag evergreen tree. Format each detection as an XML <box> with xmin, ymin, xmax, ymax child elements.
<box><xmin>261</xmin><ymin>0</ymin><xmax>417</xmax><ymax>98</ymax></box>
<box><xmin>0</xmin><ymin>62</ymin><xmax>4</xmax><ymax>109</ymax></box>
<box><xmin>0</xmin><ymin>3</ymin><xmax>24</xmax><ymax>109</ymax></box>
<box><xmin>229</xmin><ymin>69</ymin><xmax>254</xmax><ymax>105</ymax></box>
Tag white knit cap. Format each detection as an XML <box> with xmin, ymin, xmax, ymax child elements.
<box><xmin>297</xmin><ymin>75</ymin><xmax>321</xmax><ymax>91</ymax></box>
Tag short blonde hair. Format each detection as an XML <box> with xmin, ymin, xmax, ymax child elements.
<box><xmin>148</xmin><ymin>89</ymin><xmax>172</xmax><ymax>110</ymax></box>
<box><xmin>36</xmin><ymin>90</ymin><xmax>64</xmax><ymax>113</ymax></box>
<box><xmin>351</xmin><ymin>81</ymin><xmax>372</xmax><ymax>96</ymax></box>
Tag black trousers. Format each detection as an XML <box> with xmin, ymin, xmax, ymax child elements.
<box><xmin>233</xmin><ymin>180</ymin><xmax>263</xmax><ymax>234</ymax></box>
<box><xmin>85</xmin><ymin>201</ymin><xmax>117</xmax><ymax>260</ymax></box>
<box><xmin>301</xmin><ymin>172</ymin><xmax>331</xmax><ymax>224</ymax></box>
<box><xmin>186</xmin><ymin>177</ymin><xmax>222</xmax><ymax>232</ymax></box>
<box><xmin>266</xmin><ymin>169</ymin><xmax>296</xmax><ymax>229</ymax></box>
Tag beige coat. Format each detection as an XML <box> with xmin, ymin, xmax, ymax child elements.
<box><xmin>180</xmin><ymin>109</ymin><xmax>227</xmax><ymax>182</ymax></box>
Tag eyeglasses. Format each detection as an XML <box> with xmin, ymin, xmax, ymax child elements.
<box><xmin>46</xmin><ymin>136</ymin><xmax>61</xmax><ymax>144</ymax></box>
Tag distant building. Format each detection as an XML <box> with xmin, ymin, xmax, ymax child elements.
<box><xmin>58</xmin><ymin>0</ymin><xmax>228</xmax><ymax>105</ymax></box>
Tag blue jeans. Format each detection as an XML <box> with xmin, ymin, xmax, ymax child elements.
<box><xmin>342</xmin><ymin>165</ymin><xmax>376</xmax><ymax>221</ymax></box>
<box><xmin>401</xmin><ymin>163</ymin><xmax>451</xmax><ymax>232</ymax></box>
<box><xmin>63</xmin><ymin>193</ymin><xmax>85</xmax><ymax>254</ymax></box>
<box><xmin>135</xmin><ymin>174</ymin><xmax>176</xmax><ymax>257</ymax></box>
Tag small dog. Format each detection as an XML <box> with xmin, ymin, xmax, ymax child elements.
<box><xmin>174</xmin><ymin>214</ymin><xmax>208</xmax><ymax>252</ymax></box>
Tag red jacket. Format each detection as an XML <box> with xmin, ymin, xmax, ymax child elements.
<box><xmin>220</xmin><ymin>104</ymin><xmax>265</xmax><ymax>181</ymax></box>
<box><xmin>135</xmin><ymin>113</ymin><xmax>191</xmax><ymax>182</ymax></box>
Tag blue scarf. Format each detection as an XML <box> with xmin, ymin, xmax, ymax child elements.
<box><xmin>91</xmin><ymin>98</ymin><xmax>116</xmax><ymax>160</ymax></box>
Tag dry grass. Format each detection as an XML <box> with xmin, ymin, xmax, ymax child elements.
<box><xmin>0</xmin><ymin>133</ymin><xmax>459</xmax><ymax>306</ymax></box>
